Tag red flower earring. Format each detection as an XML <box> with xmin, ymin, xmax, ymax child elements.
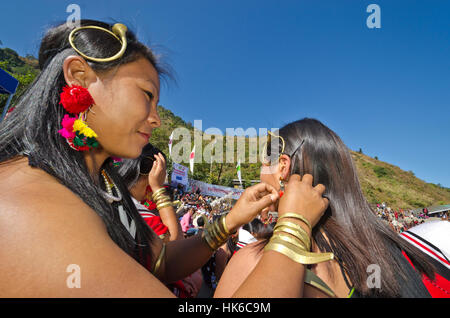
<box><xmin>58</xmin><ymin>85</ymin><xmax>99</xmax><ymax>151</ymax></box>
<box><xmin>59</xmin><ymin>85</ymin><xmax>94</xmax><ymax>114</ymax></box>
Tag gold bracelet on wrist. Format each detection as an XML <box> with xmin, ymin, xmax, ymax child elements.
<box><xmin>221</xmin><ymin>214</ymin><xmax>237</xmax><ymax>235</ymax></box>
<box><xmin>153</xmin><ymin>194</ymin><xmax>168</xmax><ymax>202</ymax></box>
<box><xmin>273</xmin><ymin>232</ymin><xmax>309</xmax><ymax>251</ymax></box>
<box><xmin>208</xmin><ymin>221</ymin><xmax>221</xmax><ymax>242</ymax></box>
<box><xmin>275</xmin><ymin>219</ymin><xmax>311</xmax><ymax>235</ymax></box>
<box><xmin>212</xmin><ymin>220</ymin><xmax>226</xmax><ymax>241</ymax></box>
<box><xmin>152</xmin><ymin>187</ymin><xmax>166</xmax><ymax>198</ymax></box>
<box><xmin>202</xmin><ymin>228</ymin><xmax>217</xmax><ymax>251</ymax></box>
<box><xmin>273</xmin><ymin>222</ymin><xmax>311</xmax><ymax>250</ymax></box>
<box><xmin>153</xmin><ymin>193</ymin><xmax>170</xmax><ymax>203</ymax></box>
<box><xmin>201</xmin><ymin>216</ymin><xmax>230</xmax><ymax>251</ymax></box>
<box><xmin>157</xmin><ymin>202</ymin><xmax>173</xmax><ymax>210</ymax></box>
<box><xmin>278</xmin><ymin>213</ymin><xmax>312</xmax><ymax>232</ymax></box>
<box><xmin>152</xmin><ymin>190</ymin><xmax>167</xmax><ymax>201</ymax></box>
<box><xmin>155</xmin><ymin>196</ymin><xmax>171</xmax><ymax>205</ymax></box>
<box><xmin>274</xmin><ymin>228</ymin><xmax>311</xmax><ymax>251</ymax></box>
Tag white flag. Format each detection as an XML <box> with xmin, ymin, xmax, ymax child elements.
<box><xmin>168</xmin><ymin>131</ymin><xmax>174</xmax><ymax>157</ymax></box>
<box><xmin>189</xmin><ymin>145</ymin><xmax>195</xmax><ymax>174</ymax></box>
<box><xmin>236</xmin><ymin>159</ymin><xmax>242</xmax><ymax>186</ymax></box>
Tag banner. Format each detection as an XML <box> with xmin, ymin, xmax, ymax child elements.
<box><xmin>171</xmin><ymin>162</ymin><xmax>189</xmax><ymax>186</ymax></box>
<box><xmin>188</xmin><ymin>179</ymin><xmax>244</xmax><ymax>200</ymax></box>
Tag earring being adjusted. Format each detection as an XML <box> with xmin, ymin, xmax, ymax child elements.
<box><xmin>58</xmin><ymin>85</ymin><xmax>99</xmax><ymax>151</ymax></box>
<box><xmin>279</xmin><ymin>177</ymin><xmax>285</xmax><ymax>198</ymax></box>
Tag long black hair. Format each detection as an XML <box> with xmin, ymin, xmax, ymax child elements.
<box><xmin>265</xmin><ymin>118</ymin><xmax>435</xmax><ymax>297</ymax></box>
<box><xmin>0</xmin><ymin>19</ymin><xmax>171</xmax><ymax>268</ymax></box>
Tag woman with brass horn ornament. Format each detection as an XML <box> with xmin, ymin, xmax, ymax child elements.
<box><xmin>0</xmin><ymin>20</ymin><xmax>329</xmax><ymax>297</ymax></box>
<box><xmin>215</xmin><ymin>118</ymin><xmax>436</xmax><ymax>298</ymax></box>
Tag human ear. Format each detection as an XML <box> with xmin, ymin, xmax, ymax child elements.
<box><xmin>62</xmin><ymin>56</ymin><xmax>97</xmax><ymax>88</ymax></box>
<box><xmin>278</xmin><ymin>154</ymin><xmax>291</xmax><ymax>180</ymax></box>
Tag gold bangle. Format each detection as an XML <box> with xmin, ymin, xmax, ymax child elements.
<box><xmin>202</xmin><ymin>228</ymin><xmax>217</xmax><ymax>251</ymax></box>
<box><xmin>221</xmin><ymin>214</ymin><xmax>236</xmax><ymax>235</ymax></box>
<box><xmin>275</xmin><ymin>219</ymin><xmax>311</xmax><ymax>235</ymax></box>
<box><xmin>279</xmin><ymin>213</ymin><xmax>312</xmax><ymax>232</ymax></box>
<box><xmin>208</xmin><ymin>220</ymin><xmax>220</xmax><ymax>242</ymax></box>
<box><xmin>151</xmin><ymin>243</ymin><xmax>166</xmax><ymax>275</ymax></box>
<box><xmin>153</xmin><ymin>192</ymin><xmax>168</xmax><ymax>200</ymax></box>
<box><xmin>210</xmin><ymin>223</ymin><xmax>225</xmax><ymax>249</ymax></box>
<box><xmin>155</xmin><ymin>196</ymin><xmax>171</xmax><ymax>205</ymax></box>
<box><xmin>156</xmin><ymin>201</ymin><xmax>172</xmax><ymax>208</ymax></box>
<box><xmin>153</xmin><ymin>193</ymin><xmax>170</xmax><ymax>203</ymax></box>
<box><xmin>273</xmin><ymin>232</ymin><xmax>309</xmax><ymax>251</ymax></box>
<box><xmin>153</xmin><ymin>191</ymin><xmax>169</xmax><ymax>199</ymax></box>
<box><xmin>152</xmin><ymin>187</ymin><xmax>166</xmax><ymax>197</ymax></box>
<box><xmin>273</xmin><ymin>227</ymin><xmax>311</xmax><ymax>250</ymax></box>
<box><xmin>212</xmin><ymin>219</ymin><xmax>227</xmax><ymax>241</ymax></box>
<box><xmin>274</xmin><ymin>221</ymin><xmax>311</xmax><ymax>249</ymax></box>
<box><xmin>264</xmin><ymin>240</ymin><xmax>334</xmax><ymax>264</ymax></box>
<box><xmin>152</xmin><ymin>188</ymin><xmax>167</xmax><ymax>201</ymax></box>
<box><xmin>157</xmin><ymin>202</ymin><xmax>173</xmax><ymax>210</ymax></box>
<box><xmin>201</xmin><ymin>218</ymin><xmax>229</xmax><ymax>251</ymax></box>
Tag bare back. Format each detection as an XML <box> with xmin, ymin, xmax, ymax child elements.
<box><xmin>0</xmin><ymin>157</ymin><xmax>172</xmax><ymax>297</ymax></box>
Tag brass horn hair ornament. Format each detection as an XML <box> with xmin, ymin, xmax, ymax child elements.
<box><xmin>68</xmin><ymin>23</ymin><xmax>128</xmax><ymax>62</ymax></box>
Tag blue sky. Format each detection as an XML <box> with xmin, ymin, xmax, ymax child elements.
<box><xmin>1</xmin><ymin>0</ymin><xmax>449</xmax><ymax>187</ymax></box>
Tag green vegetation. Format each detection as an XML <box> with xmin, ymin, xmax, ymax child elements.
<box><xmin>2</xmin><ymin>47</ymin><xmax>450</xmax><ymax>209</ymax></box>
<box><xmin>0</xmin><ymin>48</ymin><xmax>39</xmax><ymax>114</ymax></box>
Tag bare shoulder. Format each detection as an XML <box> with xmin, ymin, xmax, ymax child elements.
<box><xmin>0</xmin><ymin>157</ymin><xmax>106</xmax><ymax>230</ymax></box>
<box><xmin>214</xmin><ymin>241</ymin><xmax>264</xmax><ymax>298</ymax></box>
<box><xmin>0</xmin><ymin>158</ymin><xmax>173</xmax><ymax>297</ymax></box>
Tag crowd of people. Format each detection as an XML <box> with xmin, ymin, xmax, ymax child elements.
<box><xmin>374</xmin><ymin>202</ymin><xmax>428</xmax><ymax>233</ymax></box>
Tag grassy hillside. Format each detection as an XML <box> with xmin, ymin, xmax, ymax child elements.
<box><xmin>2</xmin><ymin>47</ymin><xmax>449</xmax><ymax>210</ymax></box>
<box><xmin>351</xmin><ymin>151</ymin><xmax>450</xmax><ymax>209</ymax></box>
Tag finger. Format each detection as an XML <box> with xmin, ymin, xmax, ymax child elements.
<box><xmin>158</xmin><ymin>152</ymin><xmax>166</xmax><ymax>165</ymax></box>
<box><xmin>157</xmin><ymin>153</ymin><xmax>165</xmax><ymax>168</ymax></box>
<box><xmin>322</xmin><ymin>197</ymin><xmax>330</xmax><ymax>211</ymax></box>
<box><xmin>301</xmin><ymin>174</ymin><xmax>313</xmax><ymax>185</ymax></box>
<box><xmin>149</xmin><ymin>158</ymin><xmax>158</xmax><ymax>173</ymax></box>
<box><xmin>314</xmin><ymin>183</ymin><xmax>326</xmax><ymax>195</ymax></box>
<box><xmin>253</xmin><ymin>192</ymin><xmax>279</xmax><ymax>212</ymax></box>
<box><xmin>288</xmin><ymin>174</ymin><xmax>301</xmax><ymax>183</ymax></box>
<box><xmin>153</xmin><ymin>155</ymin><xmax>163</xmax><ymax>170</ymax></box>
<box><xmin>252</xmin><ymin>182</ymin><xmax>279</xmax><ymax>202</ymax></box>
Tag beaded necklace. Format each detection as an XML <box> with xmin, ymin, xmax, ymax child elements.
<box><xmin>101</xmin><ymin>169</ymin><xmax>123</xmax><ymax>203</ymax></box>
<box><xmin>100</xmin><ymin>169</ymin><xmax>136</xmax><ymax>239</ymax></box>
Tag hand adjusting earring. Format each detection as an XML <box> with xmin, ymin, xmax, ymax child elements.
<box><xmin>58</xmin><ymin>85</ymin><xmax>99</xmax><ymax>151</ymax></box>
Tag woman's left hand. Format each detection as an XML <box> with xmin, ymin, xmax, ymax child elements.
<box><xmin>148</xmin><ymin>153</ymin><xmax>167</xmax><ymax>191</ymax></box>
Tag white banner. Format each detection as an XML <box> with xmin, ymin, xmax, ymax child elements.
<box><xmin>171</xmin><ymin>162</ymin><xmax>189</xmax><ymax>186</ymax></box>
<box><xmin>188</xmin><ymin>179</ymin><xmax>244</xmax><ymax>200</ymax></box>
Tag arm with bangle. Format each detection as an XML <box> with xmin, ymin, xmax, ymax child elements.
<box><xmin>231</xmin><ymin>174</ymin><xmax>331</xmax><ymax>298</ymax></box>
<box><xmin>149</xmin><ymin>186</ymin><xmax>239</xmax><ymax>283</ymax></box>
<box><xmin>151</xmin><ymin>187</ymin><xmax>183</xmax><ymax>241</ymax></box>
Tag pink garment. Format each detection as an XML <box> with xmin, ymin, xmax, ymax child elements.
<box><xmin>180</xmin><ymin>212</ymin><xmax>192</xmax><ymax>232</ymax></box>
